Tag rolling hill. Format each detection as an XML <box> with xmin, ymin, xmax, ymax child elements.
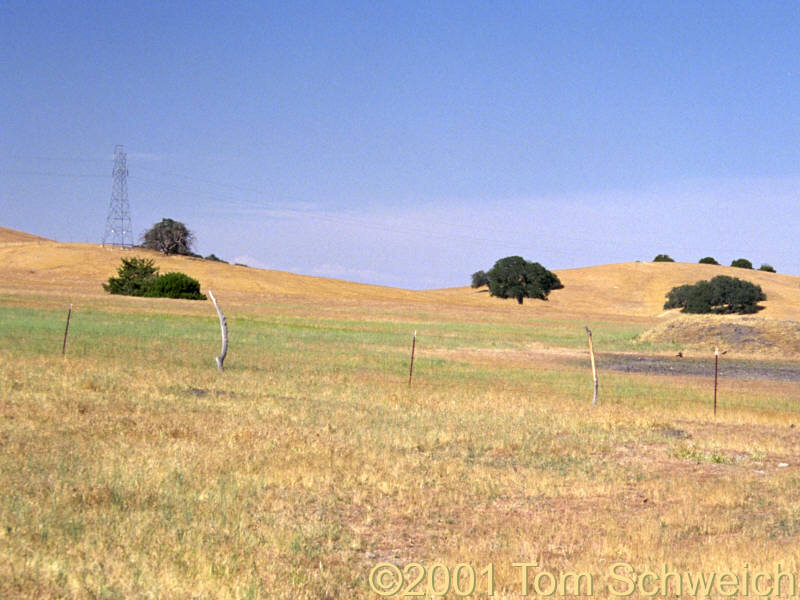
<box><xmin>0</xmin><ymin>227</ymin><xmax>51</xmax><ymax>244</ymax></box>
<box><xmin>2</xmin><ymin>226</ymin><xmax>800</xmax><ymax>323</ymax></box>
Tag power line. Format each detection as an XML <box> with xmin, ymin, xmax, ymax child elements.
<box><xmin>0</xmin><ymin>169</ymin><xmax>106</xmax><ymax>178</ymax></box>
<box><xmin>4</xmin><ymin>154</ymin><xmax>719</xmax><ymax>263</ymax></box>
<box><xmin>129</xmin><ymin>172</ymin><xmax>531</xmax><ymax>252</ymax></box>
<box><xmin>128</xmin><ymin>170</ymin><xmax>642</xmax><ymax>259</ymax></box>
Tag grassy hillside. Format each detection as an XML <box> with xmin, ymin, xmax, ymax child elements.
<box><xmin>3</xmin><ymin>226</ymin><xmax>800</xmax><ymax>598</ymax></box>
<box><xmin>544</xmin><ymin>261</ymin><xmax>800</xmax><ymax>320</ymax></box>
<box><xmin>2</xmin><ymin>286</ymin><xmax>800</xmax><ymax>599</ymax></box>
<box><xmin>0</xmin><ymin>226</ymin><xmax>51</xmax><ymax>243</ymax></box>
<box><xmin>3</xmin><ymin>226</ymin><xmax>800</xmax><ymax>322</ymax></box>
<box><xmin>0</xmin><ymin>230</ymin><xmax>423</xmax><ymax>304</ymax></box>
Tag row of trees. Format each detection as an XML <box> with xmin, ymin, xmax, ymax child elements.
<box><xmin>471</xmin><ymin>256</ymin><xmax>563</xmax><ymax>304</ymax></box>
<box><xmin>653</xmin><ymin>254</ymin><xmax>776</xmax><ymax>272</ymax></box>
<box><xmin>469</xmin><ymin>254</ymin><xmax>767</xmax><ymax>314</ymax></box>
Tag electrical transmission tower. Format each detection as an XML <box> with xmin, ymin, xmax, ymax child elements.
<box><xmin>102</xmin><ymin>145</ymin><xmax>133</xmax><ymax>247</ymax></box>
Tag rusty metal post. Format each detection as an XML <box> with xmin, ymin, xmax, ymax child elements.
<box><xmin>62</xmin><ymin>304</ymin><xmax>73</xmax><ymax>356</ymax></box>
<box><xmin>714</xmin><ymin>347</ymin><xmax>719</xmax><ymax>417</ymax></box>
<box><xmin>408</xmin><ymin>330</ymin><xmax>417</xmax><ymax>386</ymax></box>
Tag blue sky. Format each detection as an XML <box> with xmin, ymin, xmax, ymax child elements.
<box><xmin>2</xmin><ymin>1</ymin><xmax>799</xmax><ymax>288</ymax></box>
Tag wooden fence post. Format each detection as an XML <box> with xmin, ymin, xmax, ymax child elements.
<box><xmin>585</xmin><ymin>326</ymin><xmax>598</xmax><ymax>406</ymax></box>
<box><xmin>208</xmin><ymin>290</ymin><xmax>228</xmax><ymax>371</ymax></box>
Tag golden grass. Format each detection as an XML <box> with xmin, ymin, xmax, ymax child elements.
<box><xmin>544</xmin><ymin>261</ymin><xmax>800</xmax><ymax>320</ymax></box>
<box><xmin>3</xmin><ymin>341</ymin><xmax>800</xmax><ymax>599</ymax></box>
<box><xmin>0</xmin><ymin>226</ymin><xmax>51</xmax><ymax>244</ymax></box>
<box><xmin>3</xmin><ymin>225</ymin><xmax>800</xmax><ymax>321</ymax></box>
<box><xmin>2</xmin><ymin>227</ymin><xmax>800</xmax><ymax>598</ymax></box>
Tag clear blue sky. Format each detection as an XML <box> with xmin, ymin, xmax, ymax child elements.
<box><xmin>2</xmin><ymin>1</ymin><xmax>799</xmax><ymax>288</ymax></box>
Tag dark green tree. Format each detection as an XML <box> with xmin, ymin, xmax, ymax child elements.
<box><xmin>698</xmin><ymin>256</ymin><xmax>719</xmax><ymax>265</ymax></box>
<box><xmin>683</xmin><ymin>280</ymin><xmax>714</xmax><ymax>313</ymax></box>
<box><xmin>103</xmin><ymin>257</ymin><xmax>159</xmax><ymax>296</ymax></box>
<box><xmin>664</xmin><ymin>275</ymin><xmax>765</xmax><ymax>314</ymax></box>
<box><xmin>730</xmin><ymin>258</ymin><xmax>753</xmax><ymax>269</ymax></box>
<box><xmin>653</xmin><ymin>254</ymin><xmax>675</xmax><ymax>262</ymax></box>
<box><xmin>486</xmin><ymin>256</ymin><xmax>562</xmax><ymax>304</ymax></box>
<box><xmin>663</xmin><ymin>284</ymin><xmax>695</xmax><ymax>310</ymax></box>
<box><xmin>141</xmin><ymin>218</ymin><xmax>196</xmax><ymax>255</ymax></box>
<box><xmin>759</xmin><ymin>264</ymin><xmax>776</xmax><ymax>273</ymax></box>
<box><xmin>471</xmin><ymin>270</ymin><xmax>489</xmax><ymax>288</ymax></box>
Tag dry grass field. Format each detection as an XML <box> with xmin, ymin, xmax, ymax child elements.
<box><xmin>2</xmin><ymin>226</ymin><xmax>800</xmax><ymax>599</ymax></box>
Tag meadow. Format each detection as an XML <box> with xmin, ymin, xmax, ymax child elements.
<box><xmin>2</xmin><ymin>288</ymin><xmax>800</xmax><ymax>600</ymax></box>
<box><xmin>2</xmin><ymin>231</ymin><xmax>800</xmax><ymax>599</ymax></box>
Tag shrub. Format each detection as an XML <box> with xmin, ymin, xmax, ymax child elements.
<box><xmin>698</xmin><ymin>257</ymin><xmax>719</xmax><ymax>265</ymax></box>
<box><xmin>144</xmin><ymin>272</ymin><xmax>206</xmax><ymax>300</ymax></box>
<box><xmin>205</xmin><ymin>253</ymin><xmax>228</xmax><ymax>263</ymax></box>
<box><xmin>485</xmin><ymin>256</ymin><xmax>562</xmax><ymax>304</ymax></box>
<box><xmin>471</xmin><ymin>270</ymin><xmax>489</xmax><ymax>288</ymax></box>
<box><xmin>731</xmin><ymin>258</ymin><xmax>753</xmax><ymax>269</ymax></box>
<box><xmin>103</xmin><ymin>257</ymin><xmax>206</xmax><ymax>300</ymax></box>
<box><xmin>664</xmin><ymin>275</ymin><xmax>765</xmax><ymax>314</ymax></box>
<box><xmin>759</xmin><ymin>264</ymin><xmax>776</xmax><ymax>273</ymax></box>
<box><xmin>103</xmin><ymin>257</ymin><xmax>159</xmax><ymax>296</ymax></box>
<box><xmin>653</xmin><ymin>254</ymin><xmax>675</xmax><ymax>262</ymax></box>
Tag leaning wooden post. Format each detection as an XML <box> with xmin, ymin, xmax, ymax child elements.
<box><xmin>408</xmin><ymin>330</ymin><xmax>417</xmax><ymax>386</ymax></box>
<box><xmin>713</xmin><ymin>347</ymin><xmax>719</xmax><ymax>417</ymax></box>
<box><xmin>207</xmin><ymin>290</ymin><xmax>228</xmax><ymax>371</ymax></box>
<box><xmin>585</xmin><ymin>326</ymin><xmax>598</xmax><ymax>406</ymax></box>
<box><xmin>61</xmin><ymin>303</ymin><xmax>73</xmax><ymax>356</ymax></box>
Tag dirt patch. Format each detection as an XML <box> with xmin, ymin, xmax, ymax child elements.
<box><xmin>656</xmin><ymin>427</ymin><xmax>691</xmax><ymax>439</ymax></box>
<box><xmin>639</xmin><ymin>314</ymin><xmax>800</xmax><ymax>357</ymax></box>
<box><xmin>186</xmin><ymin>387</ymin><xmax>237</xmax><ymax>398</ymax></box>
<box><xmin>431</xmin><ymin>344</ymin><xmax>800</xmax><ymax>383</ymax></box>
<box><xmin>598</xmin><ymin>352</ymin><xmax>800</xmax><ymax>382</ymax></box>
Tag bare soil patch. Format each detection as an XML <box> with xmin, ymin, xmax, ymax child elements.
<box><xmin>597</xmin><ymin>352</ymin><xmax>800</xmax><ymax>382</ymax></box>
<box><xmin>639</xmin><ymin>314</ymin><xmax>800</xmax><ymax>357</ymax></box>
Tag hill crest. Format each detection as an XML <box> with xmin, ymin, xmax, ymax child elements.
<box><xmin>0</xmin><ymin>227</ymin><xmax>51</xmax><ymax>244</ymax></box>
<box><xmin>1</xmin><ymin>226</ymin><xmax>799</xmax><ymax>320</ymax></box>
